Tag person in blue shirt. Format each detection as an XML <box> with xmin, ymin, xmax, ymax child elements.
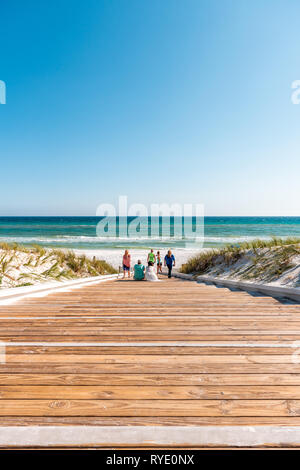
<box><xmin>133</xmin><ymin>260</ymin><xmax>145</xmax><ymax>280</ymax></box>
<box><xmin>164</xmin><ymin>250</ymin><xmax>175</xmax><ymax>278</ymax></box>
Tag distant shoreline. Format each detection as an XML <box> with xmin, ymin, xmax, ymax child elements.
<box><xmin>0</xmin><ymin>216</ymin><xmax>300</xmax><ymax>253</ymax></box>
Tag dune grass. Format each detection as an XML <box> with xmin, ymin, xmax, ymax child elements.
<box><xmin>180</xmin><ymin>237</ymin><xmax>300</xmax><ymax>284</ymax></box>
<box><xmin>0</xmin><ymin>243</ymin><xmax>117</xmax><ymax>288</ymax></box>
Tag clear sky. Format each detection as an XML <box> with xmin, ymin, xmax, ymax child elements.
<box><xmin>1</xmin><ymin>0</ymin><xmax>300</xmax><ymax>216</ymax></box>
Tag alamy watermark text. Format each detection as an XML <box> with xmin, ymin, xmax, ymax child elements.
<box><xmin>0</xmin><ymin>80</ymin><xmax>6</xmax><ymax>104</ymax></box>
<box><xmin>291</xmin><ymin>80</ymin><xmax>300</xmax><ymax>104</ymax></box>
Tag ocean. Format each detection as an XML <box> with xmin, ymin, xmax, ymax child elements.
<box><xmin>0</xmin><ymin>217</ymin><xmax>300</xmax><ymax>251</ymax></box>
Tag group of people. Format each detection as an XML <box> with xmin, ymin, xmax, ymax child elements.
<box><xmin>122</xmin><ymin>249</ymin><xmax>175</xmax><ymax>281</ymax></box>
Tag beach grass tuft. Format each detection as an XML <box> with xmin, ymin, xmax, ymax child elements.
<box><xmin>181</xmin><ymin>237</ymin><xmax>300</xmax><ymax>285</ymax></box>
<box><xmin>0</xmin><ymin>242</ymin><xmax>117</xmax><ymax>289</ymax></box>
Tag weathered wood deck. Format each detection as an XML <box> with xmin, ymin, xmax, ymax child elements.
<box><xmin>1</xmin><ymin>276</ymin><xmax>300</xmax><ymax>447</ymax></box>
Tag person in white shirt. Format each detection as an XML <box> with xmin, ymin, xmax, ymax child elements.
<box><xmin>145</xmin><ymin>261</ymin><xmax>160</xmax><ymax>282</ymax></box>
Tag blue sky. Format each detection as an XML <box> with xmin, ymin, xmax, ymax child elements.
<box><xmin>0</xmin><ymin>0</ymin><xmax>300</xmax><ymax>216</ymax></box>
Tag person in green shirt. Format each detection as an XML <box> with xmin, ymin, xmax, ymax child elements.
<box><xmin>134</xmin><ymin>260</ymin><xmax>145</xmax><ymax>280</ymax></box>
<box><xmin>147</xmin><ymin>249</ymin><xmax>156</xmax><ymax>265</ymax></box>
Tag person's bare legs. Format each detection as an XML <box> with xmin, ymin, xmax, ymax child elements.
<box><xmin>123</xmin><ymin>268</ymin><xmax>131</xmax><ymax>279</ymax></box>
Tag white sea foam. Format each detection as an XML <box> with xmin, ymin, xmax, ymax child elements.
<box><xmin>0</xmin><ymin>234</ymin><xmax>281</xmax><ymax>245</ymax></box>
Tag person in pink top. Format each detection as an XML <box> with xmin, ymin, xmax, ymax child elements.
<box><xmin>122</xmin><ymin>249</ymin><xmax>131</xmax><ymax>279</ymax></box>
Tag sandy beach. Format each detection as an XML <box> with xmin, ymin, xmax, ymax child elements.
<box><xmin>73</xmin><ymin>248</ymin><xmax>200</xmax><ymax>270</ymax></box>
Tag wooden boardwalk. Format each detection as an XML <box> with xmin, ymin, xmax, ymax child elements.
<box><xmin>1</xmin><ymin>276</ymin><xmax>300</xmax><ymax>447</ymax></box>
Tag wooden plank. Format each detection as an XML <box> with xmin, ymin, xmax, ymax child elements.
<box><xmin>3</xmin><ymin>319</ymin><xmax>300</xmax><ymax>327</ymax></box>
<box><xmin>1</xmin><ymin>385</ymin><xmax>300</xmax><ymax>399</ymax></box>
<box><xmin>2</xmin><ymin>416</ymin><xmax>300</xmax><ymax>425</ymax></box>
<box><xmin>0</xmin><ymin>399</ymin><xmax>297</xmax><ymax>416</ymax></box>
<box><xmin>3</xmin><ymin>326</ymin><xmax>300</xmax><ymax>334</ymax></box>
<box><xmin>1</xmin><ymin>312</ymin><xmax>300</xmax><ymax>318</ymax></box>
<box><xmin>2</xmin><ymin>363</ymin><xmax>300</xmax><ymax>373</ymax></box>
<box><xmin>4</xmin><ymin>346</ymin><xmax>299</xmax><ymax>355</ymax></box>
<box><xmin>3</xmin><ymin>354</ymin><xmax>300</xmax><ymax>364</ymax></box>
<box><xmin>1</xmin><ymin>373</ymin><xmax>300</xmax><ymax>385</ymax></box>
<box><xmin>11</xmin><ymin>301</ymin><xmax>288</xmax><ymax>308</ymax></box>
<box><xmin>2</xmin><ymin>335</ymin><xmax>300</xmax><ymax>341</ymax></box>
<box><xmin>4</xmin><ymin>317</ymin><xmax>300</xmax><ymax>324</ymax></box>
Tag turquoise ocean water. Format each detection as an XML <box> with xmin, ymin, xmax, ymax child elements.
<box><xmin>0</xmin><ymin>217</ymin><xmax>300</xmax><ymax>250</ymax></box>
